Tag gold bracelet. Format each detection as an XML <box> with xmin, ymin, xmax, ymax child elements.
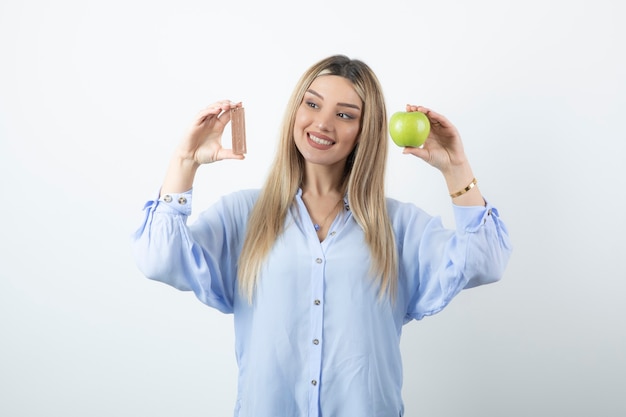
<box><xmin>450</xmin><ymin>178</ymin><xmax>477</xmax><ymax>198</ymax></box>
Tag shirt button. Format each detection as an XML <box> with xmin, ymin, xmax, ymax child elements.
<box><xmin>314</xmin><ymin>299</ymin><xmax>321</xmax><ymax>305</ymax></box>
<box><xmin>178</xmin><ymin>197</ymin><xmax>187</xmax><ymax>205</ymax></box>
<box><xmin>315</xmin><ymin>258</ymin><xmax>322</xmax><ymax>264</ymax></box>
<box><xmin>163</xmin><ymin>195</ymin><xmax>172</xmax><ymax>203</ymax></box>
<box><xmin>311</xmin><ymin>380</ymin><xmax>317</xmax><ymax>386</ymax></box>
<box><xmin>330</xmin><ymin>231</ymin><xmax>336</xmax><ymax>236</ymax></box>
<box><xmin>313</xmin><ymin>339</ymin><xmax>319</xmax><ymax>345</ymax></box>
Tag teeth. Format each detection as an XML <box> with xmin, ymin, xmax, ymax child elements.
<box><xmin>310</xmin><ymin>134</ymin><xmax>333</xmax><ymax>146</ymax></box>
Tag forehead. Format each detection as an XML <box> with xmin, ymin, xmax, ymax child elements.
<box><xmin>307</xmin><ymin>75</ymin><xmax>362</xmax><ymax>105</ymax></box>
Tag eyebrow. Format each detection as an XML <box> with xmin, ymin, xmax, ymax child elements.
<box><xmin>306</xmin><ymin>89</ymin><xmax>361</xmax><ymax>111</ymax></box>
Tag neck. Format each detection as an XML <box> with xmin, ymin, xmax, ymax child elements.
<box><xmin>301</xmin><ymin>162</ymin><xmax>345</xmax><ymax>197</ymax></box>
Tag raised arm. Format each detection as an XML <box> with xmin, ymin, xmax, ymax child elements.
<box><xmin>161</xmin><ymin>100</ymin><xmax>244</xmax><ymax>195</ymax></box>
<box><xmin>131</xmin><ymin>101</ymin><xmax>247</xmax><ymax>313</ymax></box>
<box><xmin>401</xmin><ymin>105</ymin><xmax>484</xmax><ymax>207</ymax></box>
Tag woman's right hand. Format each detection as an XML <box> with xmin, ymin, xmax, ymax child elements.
<box><xmin>159</xmin><ymin>101</ymin><xmax>244</xmax><ymax>195</ymax></box>
<box><xmin>177</xmin><ymin>100</ymin><xmax>245</xmax><ymax>165</ymax></box>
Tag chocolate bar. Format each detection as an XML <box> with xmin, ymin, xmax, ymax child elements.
<box><xmin>231</xmin><ymin>107</ymin><xmax>247</xmax><ymax>155</ymax></box>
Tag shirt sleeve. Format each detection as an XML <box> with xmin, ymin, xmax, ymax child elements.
<box><xmin>395</xmin><ymin>199</ymin><xmax>512</xmax><ymax>321</ymax></box>
<box><xmin>130</xmin><ymin>189</ymin><xmax>242</xmax><ymax>314</ymax></box>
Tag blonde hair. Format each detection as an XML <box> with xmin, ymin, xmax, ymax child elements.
<box><xmin>238</xmin><ymin>55</ymin><xmax>398</xmax><ymax>302</ymax></box>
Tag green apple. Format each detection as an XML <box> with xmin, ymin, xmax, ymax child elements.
<box><xmin>389</xmin><ymin>111</ymin><xmax>430</xmax><ymax>148</ymax></box>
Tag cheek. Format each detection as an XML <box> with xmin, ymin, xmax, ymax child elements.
<box><xmin>294</xmin><ymin>105</ymin><xmax>311</xmax><ymax>126</ymax></box>
<box><xmin>293</xmin><ymin>116</ymin><xmax>307</xmax><ymax>140</ymax></box>
<box><xmin>344</xmin><ymin>124</ymin><xmax>361</xmax><ymax>144</ymax></box>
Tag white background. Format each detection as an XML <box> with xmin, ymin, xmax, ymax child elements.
<box><xmin>1</xmin><ymin>0</ymin><xmax>624</xmax><ymax>416</ymax></box>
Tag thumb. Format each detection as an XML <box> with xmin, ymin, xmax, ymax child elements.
<box><xmin>402</xmin><ymin>146</ymin><xmax>429</xmax><ymax>161</ymax></box>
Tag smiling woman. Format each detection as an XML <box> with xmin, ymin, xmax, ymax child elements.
<box><xmin>293</xmin><ymin>75</ymin><xmax>362</xmax><ymax>169</ymax></box>
<box><xmin>131</xmin><ymin>54</ymin><xmax>512</xmax><ymax>417</ymax></box>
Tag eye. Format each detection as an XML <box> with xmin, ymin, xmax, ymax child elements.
<box><xmin>338</xmin><ymin>112</ymin><xmax>355</xmax><ymax>120</ymax></box>
<box><xmin>305</xmin><ymin>101</ymin><xmax>319</xmax><ymax>109</ymax></box>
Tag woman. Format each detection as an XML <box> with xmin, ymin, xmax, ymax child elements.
<box><xmin>132</xmin><ymin>54</ymin><xmax>512</xmax><ymax>417</ymax></box>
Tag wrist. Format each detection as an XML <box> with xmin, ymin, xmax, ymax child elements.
<box><xmin>442</xmin><ymin>161</ymin><xmax>474</xmax><ymax>191</ymax></box>
<box><xmin>449</xmin><ymin>177</ymin><xmax>477</xmax><ymax>198</ymax></box>
<box><xmin>160</xmin><ymin>154</ymin><xmax>200</xmax><ymax>196</ymax></box>
<box><xmin>442</xmin><ymin>163</ymin><xmax>484</xmax><ymax>206</ymax></box>
<box><xmin>171</xmin><ymin>152</ymin><xmax>201</xmax><ymax>171</ymax></box>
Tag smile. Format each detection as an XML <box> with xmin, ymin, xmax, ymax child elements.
<box><xmin>309</xmin><ymin>134</ymin><xmax>335</xmax><ymax>146</ymax></box>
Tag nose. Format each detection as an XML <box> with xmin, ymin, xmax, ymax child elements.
<box><xmin>315</xmin><ymin>109</ymin><xmax>334</xmax><ymax>132</ymax></box>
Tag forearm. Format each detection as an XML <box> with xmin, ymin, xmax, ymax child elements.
<box><xmin>442</xmin><ymin>161</ymin><xmax>485</xmax><ymax>207</ymax></box>
<box><xmin>160</xmin><ymin>154</ymin><xmax>200</xmax><ymax>196</ymax></box>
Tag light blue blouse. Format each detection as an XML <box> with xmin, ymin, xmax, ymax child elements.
<box><xmin>132</xmin><ymin>188</ymin><xmax>512</xmax><ymax>417</ymax></box>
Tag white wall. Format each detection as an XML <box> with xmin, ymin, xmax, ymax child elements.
<box><xmin>1</xmin><ymin>0</ymin><xmax>624</xmax><ymax>416</ymax></box>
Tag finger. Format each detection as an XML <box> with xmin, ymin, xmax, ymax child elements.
<box><xmin>218</xmin><ymin>148</ymin><xmax>246</xmax><ymax>161</ymax></box>
<box><xmin>415</xmin><ymin>106</ymin><xmax>452</xmax><ymax>128</ymax></box>
<box><xmin>196</xmin><ymin>100</ymin><xmax>242</xmax><ymax>123</ymax></box>
<box><xmin>217</xmin><ymin>101</ymin><xmax>245</xmax><ymax>124</ymax></box>
<box><xmin>195</xmin><ymin>106</ymin><xmax>223</xmax><ymax>125</ymax></box>
<box><xmin>401</xmin><ymin>146</ymin><xmax>429</xmax><ymax>161</ymax></box>
<box><xmin>405</xmin><ymin>104</ymin><xmax>420</xmax><ymax>112</ymax></box>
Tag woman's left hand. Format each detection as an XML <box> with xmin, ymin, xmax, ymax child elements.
<box><xmin>402</xmin><ymin>105</ymin><xmax>485</xmax><ymax>206</ymax></box>
<box><xmin>401</xmin><ymin>105</ymin><xmax>468</xmax><ymax>175</ymax></box>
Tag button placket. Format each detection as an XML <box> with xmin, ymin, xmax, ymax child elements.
<box><xmin>308</xmin><ymin>253</ymin><xmax>324</xmax><ymax>416</ymax></box>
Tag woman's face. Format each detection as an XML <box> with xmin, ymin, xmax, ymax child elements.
<box><xmin>293</xmin><ymin>75</ymin><xmax>362</xmax><ymax>168</ymax></box>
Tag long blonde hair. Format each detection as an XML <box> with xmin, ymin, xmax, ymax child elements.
<box><xmin>238</xmin><ymin>55</ymin><xmax>398</xmax><ymax>302</ymax></box>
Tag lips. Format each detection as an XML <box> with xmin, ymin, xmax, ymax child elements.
<box><xmin>308</xmin><ymin>133</ymin><xmax>335</xmax><ymax>149</ymax></box>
